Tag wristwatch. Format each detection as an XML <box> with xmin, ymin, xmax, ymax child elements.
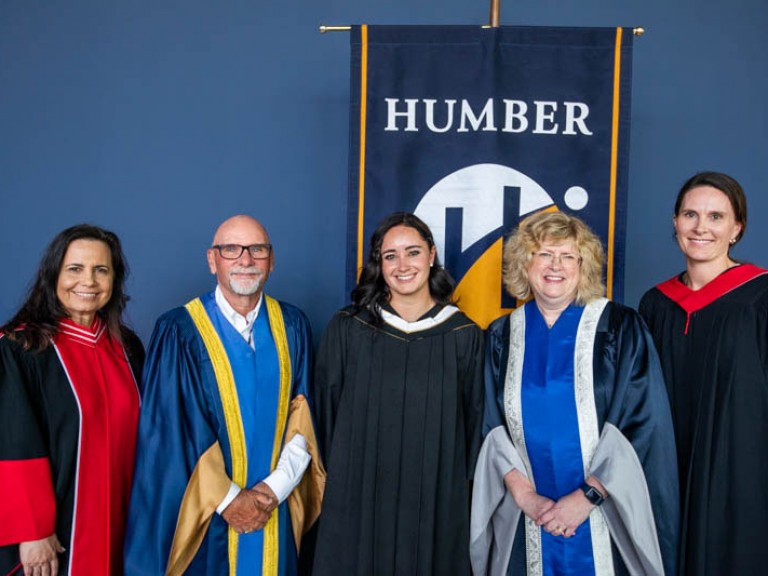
<box><xmin>580</xmin><ymin>482</ymin><xmax>606</xmax><ymax>506</ymax></box>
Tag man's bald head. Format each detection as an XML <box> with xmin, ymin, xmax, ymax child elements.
<box><xmin>207</xmin><ymin>215</ymin><xmax>274</xmax><ymax>315</ymax></box>
<box><xmin>212</xmin><ymin>214</ymin><xmax>270</xmax><ymax>247</ymax></box>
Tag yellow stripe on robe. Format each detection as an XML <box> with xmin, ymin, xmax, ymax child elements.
<box><xmin>262</xmin><ymin>295</ymin><xmax>293</xmax><ymax>576</ymax></box>
<box><xmin>185</xmin><ymin>298</ymin><xmax>247</xmax><ymax>574</ymax></box>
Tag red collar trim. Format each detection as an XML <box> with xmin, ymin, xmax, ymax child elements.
<box><xmin>56</xmin><ymin>316</ymin><xmax>107</xmax><ymax>347</ymax></box>
<box><xmin>656</xmin><ymin>264</ymin><xmax>768</xmax><ymax>333</ymax></box>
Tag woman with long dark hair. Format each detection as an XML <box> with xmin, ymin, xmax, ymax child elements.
<box><xmin>0</xmin><ymin>224</ymin><xmax>143</xmax><ymax>575</ymax></box>
<box><xmin>312</xmin><ymin>212</ymin><xmax>484</xmax><ymax>575</ymax></box>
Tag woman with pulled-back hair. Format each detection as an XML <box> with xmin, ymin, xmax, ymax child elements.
<box><xmin>313</xmin><ymin>212</ymin><xmax>484</xmax><ymax>575</ymax></box>
<box><xmin>639</xmin><ymin>171</ymin><xmax>768</xmax><ymax>575</ymax></box>
<box><xmin>0</xmin><ymin>224</ymin><xmax>143</xmax><ymax>576</ymax></box>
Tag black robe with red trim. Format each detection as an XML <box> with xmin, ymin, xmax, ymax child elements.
<box><xmin>0</xmin><ymin>319</ymin><xmax>143</xmax><ymax>576</ymax></box>
<box><xmin>639</xmin><ymin>264</ymin><xmax>768</xmax><ymax>576</ymax></box>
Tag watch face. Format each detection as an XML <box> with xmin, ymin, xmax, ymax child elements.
<box><xmin>581</xmin><ymin>484</ymin><xmax>604</xmax><ymax>505</ymax></box>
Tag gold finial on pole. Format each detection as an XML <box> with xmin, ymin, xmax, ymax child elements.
<box><xmin>489</xmin><ymin>0</ymin><xmax>501</xmax><ymax>28</ymax></box>
<box><xmin>319</xmin><ymin>25</ymin><xmax>351</xmax><ymax>33</ymax></box>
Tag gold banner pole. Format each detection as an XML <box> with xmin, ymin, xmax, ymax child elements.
<box><xmin>489</xmin><ymin>0</ymin><xmax>501</xmax><ymax>28</ymax></box>
<box><xmin>319</xmin><ymin>25</ymin><xmax>646</xmax><ymax>36</ymax></box>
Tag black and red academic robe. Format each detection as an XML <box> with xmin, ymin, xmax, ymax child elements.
<box><xmin>639</xmin><ymin>264</ymin><xmax>768</xmax><ymax>576</ymax></box>
<box><xmin>0</xmin><ymin>318</ymin><xmax>143</xmax><ymax>575</ymax></box>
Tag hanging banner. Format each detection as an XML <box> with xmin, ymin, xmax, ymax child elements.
<box><xmin>346</xmin><ymin>25</ymin><xmax>634</xmax><ymax>327</ymax></box>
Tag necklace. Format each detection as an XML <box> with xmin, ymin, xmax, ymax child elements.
<box><xmin>536</xmin><ymin>302</ymin><xmax>566</xmax><ymax>329</ymax></box>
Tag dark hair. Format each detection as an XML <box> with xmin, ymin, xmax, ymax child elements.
<box><xmin>351</xmin><ymin>212</ymin><xmax>455</xmax><ymax>323</ymax></box>
<box><xmin>674</xmin><ymin>171</ymin><xmax>747</xmax><ymax>244</ymax></box>
<box><xmin>2</xmin><ymin>224</ymin><xmax>130</xmax><ymax>351</ymax></box>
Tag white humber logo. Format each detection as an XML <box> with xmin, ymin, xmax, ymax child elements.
<box><xmin>413</xmin><ymin>163</ymin><xmax>590</xmax><ymax>326</ymax></box>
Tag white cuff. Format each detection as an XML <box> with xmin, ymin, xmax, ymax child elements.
<box><xmin>215</xmin><ymin>482</ymin><xmax>242</xmax><ymax>515</ymax></box>
<box><xmin>261</xmin><ymin>434</ymin><xmax>311</xmax><ymax>504</ymax></box>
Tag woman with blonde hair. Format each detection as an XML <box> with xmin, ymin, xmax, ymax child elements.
<box><xmin>471</xmin><ymin>211</ymin><xmax>678</xmax><ymax>575</ymax></box>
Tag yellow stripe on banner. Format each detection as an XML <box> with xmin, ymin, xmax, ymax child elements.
<box><xmin>261</xmin><ymin>296</ymin><xmax>293</xmax><ymax>576</ymax></box>
<box><xmin>607</xmin><ymin>27</ymin><xmax>623</xmax><ymax>300</ymax></box>
<box><xmin>356</xmin><ymin>24</ymin><xmax>369</xmax><ymax>281</ymax></box>
<box><xmin>184</xmin><ymin>299</ymin><xmax>246</xmax><ymax>576</ymax></box>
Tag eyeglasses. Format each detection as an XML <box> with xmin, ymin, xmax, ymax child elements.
<box><xmin>211</xmin><ymin>244</ymin><xmax>272</xmax><ymax>260</ymax></box>
<box><xmin>532</xmin><ymin>251</ymin><xmax>581</xmax><ymax>269</ymax></box>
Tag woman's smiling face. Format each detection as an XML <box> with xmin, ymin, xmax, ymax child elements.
<box><xmin>673</xmin><ymin>185</ymin><xmax>743</xmax><ymax>267</ymax></box>
<box><xmin>380</xmin><ymin>224</ymin><xmax>436</xmax><ymax>303</ymax></box>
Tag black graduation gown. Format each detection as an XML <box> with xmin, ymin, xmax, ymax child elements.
<box><xmin>639</xmin><ymin>266</ymin><xmax>768</xmax><ymax>576</ymax></box>
<box><xmin>312</xmin><ymin>305</ymin><xmax>484</xmax><ymax>576</ymax></box>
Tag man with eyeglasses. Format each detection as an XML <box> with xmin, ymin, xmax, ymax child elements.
<box><xmin>125</xmin><ymin>215</ymin><xmax>324</xmax><ymax>576</ymax></box>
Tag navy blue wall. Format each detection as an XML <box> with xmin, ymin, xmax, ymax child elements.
<box><xmin>1</xmin><ymin>1</ymin><xmax>766</xmax><ymax>343</ymax></box>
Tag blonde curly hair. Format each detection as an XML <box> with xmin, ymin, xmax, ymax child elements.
<box><xmin>502</xmin><ymin>211</ymin><xmax>605</xmax><ymax>305</ymax></box>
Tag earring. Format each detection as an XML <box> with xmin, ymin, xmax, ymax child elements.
<box><xmin>430</xmin><ymin>262</ymin><xmax>434</xmax><ymax>268</ymax></box>
<box><xmin>730</xmin><ymin>238</ymin><xmax>736</xmax><ymax>245</ymax></box>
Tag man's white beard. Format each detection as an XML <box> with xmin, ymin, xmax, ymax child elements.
<box><xmin>229</xmin><ymin>267</ymin><xmax>263</xmax><ymax>295</ymax></box>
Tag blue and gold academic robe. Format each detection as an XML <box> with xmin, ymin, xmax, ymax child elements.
<box><xmin>124</xmin><ymin>291</ymin><xmax>324</xmax><ymax>576</ymax></box>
